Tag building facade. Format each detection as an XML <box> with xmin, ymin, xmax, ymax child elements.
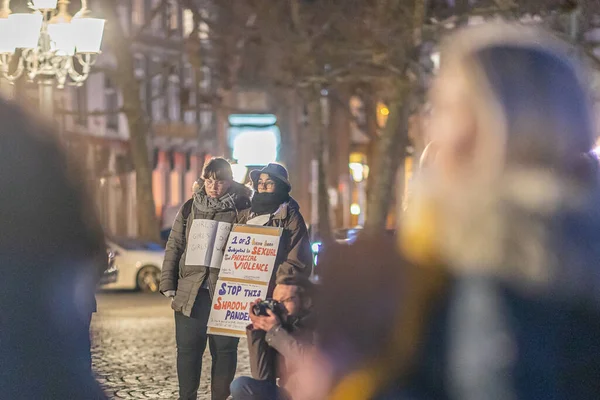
<box><xmin>55</xmin><ymin>0</ymin><xmax>219</xmax><ymax>238</ymax></box>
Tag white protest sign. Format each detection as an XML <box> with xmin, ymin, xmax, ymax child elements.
<box><xmin>185</xmin><ymin>219</ymin><xmax>232</xmax><ymax>267</ymax></box>
<box><xmin>210</xmin><ymin>222</ymin><xmax>232</xmax><ymax>269</ymax></box>
<box><xmin>207</xmin><ymin>224</ymin><xmax>283</xmax><ymax>337</ymax></box>
<box><xmin>207</xmin><ymin>280</ymin><xmax>268</xmax><ymax>337</ymax></box>
<box><xmin>218</xmin><ymin>227</ymin><xmax>282</xmax><ymax>282</ymax></box>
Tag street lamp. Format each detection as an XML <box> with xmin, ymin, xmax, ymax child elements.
<box><xmin>376</xmin><ymin>102</ymin><xmax>390</xmax><ymax>128</ymax></box>
<box><xmin>0</xmin><ymin>0</ymin><xmax>105</xmax><ymax>117</ymax></box>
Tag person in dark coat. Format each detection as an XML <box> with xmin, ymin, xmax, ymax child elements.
<box><xmin>238</xmin><ymin>163</ymin><xmax>313</xmax><ymax>290</ymax></box>
<box><xmin>160</xmin><ymin>157</ymin><xmax>251</xmax><ymax>400</ymax></box>
<box><xmin>230</xmin><ymin>276</ymin><xmax>316</xmax><ymax>400</ymax></box>
<box><xmin>0</xmin><ymin>97</ymin><xmax>107</xmax><ymax>399</ymax></box>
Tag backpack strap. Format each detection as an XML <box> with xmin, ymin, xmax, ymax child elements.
<box><xmin>181</xmin><ymin>199</ymin><xmax>193</xmax><ymax>231</ymax></box>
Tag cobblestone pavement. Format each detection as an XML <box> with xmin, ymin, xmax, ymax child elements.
<box><xmin>91</xmin><ymin>292</ymin><xmax>250</xmax><ymax>400</ymax></box>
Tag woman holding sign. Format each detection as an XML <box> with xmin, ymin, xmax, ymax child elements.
<box><xmin>239</xmin><ymin>163</ymin><xmax>313</xmax><ymax>289</ymax></box>
<box><xmin>160</xmin><ymin>158</ymin><xmax>251</xmax><ymax>400</ymax></box>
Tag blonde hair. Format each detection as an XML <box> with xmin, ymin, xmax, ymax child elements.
<box><xmin>430</xmin><ymin>23</ymin><xmax>596</xmax><ymax>282</ymax></box>
<box><xmin>440</xmin><ymin>22</ymin><xmax>594</xmax><ymax>181</ymax></box>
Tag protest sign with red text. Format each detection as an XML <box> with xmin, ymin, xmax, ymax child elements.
<box><xmin>207</xmin><ymin>225</ymin><xmax>282</xmax><ymax>337</ymax></box>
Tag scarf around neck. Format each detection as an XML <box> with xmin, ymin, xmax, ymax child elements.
<box><xmin>251</xmin><ymin>191</ymin><xmax>290</xmax><ymax>216</ymax></box>
<box><xmin>193</xmin><ymin>186</ymin><xmax>237</xmax><ymax>213</ymax></box>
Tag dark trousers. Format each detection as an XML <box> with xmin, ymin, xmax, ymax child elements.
<box><xmin>175</xmin><ymin>289</ymin><xmax>239</xmax><ymax>400</ymax></box>
<box><xmin>84</xmin><ymin>312</ymin><xmax>93</xmax><ymax>369</ymax></box>
<box><xmin>230</xmin><ymin>376</ymin><xmax>283</xmax><ymax>400</ymax></box>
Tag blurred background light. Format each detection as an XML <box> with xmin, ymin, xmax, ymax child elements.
<box><xmin>230</xmin><ymin>164</ymin><xmax>248</xmax><ymax>183</ymax></box>
<box><xmin>232</xmin><ymin>129</ymin><xmax>279</xmax><ymax>166</ymax></box>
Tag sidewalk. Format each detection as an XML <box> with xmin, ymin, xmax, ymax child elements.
<box><xmin>92</xmin><ymin>292</ymin><xmax>251</xmax><ymax>399</ymax></box>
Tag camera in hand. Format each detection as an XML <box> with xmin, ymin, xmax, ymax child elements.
<box><xmin>252</xmin><ymin>299</ymin><xmax>286</xmax><ymax>318</ymax></box>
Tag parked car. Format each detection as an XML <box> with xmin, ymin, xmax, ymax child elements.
<box><xmin>100</xmin><ymin>247</ymin><xmax>119</xmax><ymax>286</ymax></box>
<box><xmin>102</xmin><ymin>237</ymin><xmax>165</xmax><ymax>292</ymax></box>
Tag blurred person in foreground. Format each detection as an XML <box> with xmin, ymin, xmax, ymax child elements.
<box><xmin>293</xmin><ymin>23</ymin><xmax>600</xmax><ymax>400</ymax></box>
<box><xmin>230</xmin><ymin>276</ymin><xmax>316</xmax><ymax>400</ymax></box>
<box><xmin>288</xmin><ymin>234</ymin><xmax>408</xmax><ymax>400</ymax></box>
<box><xmin>160</xmin><ymin>157</ymin><xmax>251</xmax><ymax>400</ymax></box>
<box><xmin>239</xmin><ymin>163</ymin><xmax>313</xmax><ymax>289</ymax></box>
<box><xmin>0</xmin><ymin>98</ymin><xmax>107</xmax><ymax>399</ymax></box>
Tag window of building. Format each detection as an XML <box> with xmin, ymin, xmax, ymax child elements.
<box><xmin>132</xmin><ymin>0</ymin><xmax>145</xmax><ymax>27</ymax></box>
<box><xmin>182</xmin><ymin>63</ymin><xmax>195</xmax><ymax>124</ymax></box>
<box><xmin>183</xmin><ymin>9</ymin><xmax>194</xmax><ymax>37</ymax></box>
<box><xmin>73</xmin><ymin>83</ymin><xmax>88</xmax><ymax>127</ymax></box>
<box><xmin>200</xmin><ymin>110</ymin><xmax>212</xmax><ymax>129</ymax></box>
<box><xmin>168</xmin><ymin>75</ymin><xmax>181</xmax><ymax>122</ymax></box>
<box><xmin>152</xmin><ymin>74</ymin><xmax>165</xmax><ymax>122</ymax></box>
<box><xmin>105</xmin><ymin>75</ymin><xmax>119</xmax><ymax>131</ymax></box>
<box><xmin>132</xmin><ymin>54</ymin><xmax>148</xmax><ymax>117</ymax></box>
<box><xmin>117</xmin><ymin>3</ymin><xmax>130</xmax><ymax>35</ymax></box>
<box><xmin>140</xmin><ymin>82</ymin><xmax>147</xmax><ymax>114</ymax></box>
<box><xmin>182</xmin><ymin>63</ymin><xmax>193</xmax><ymax>86</ymax></box>
<box><xmin>183</xmin><ymin>95</ymin><xmax>196</xmax><ymax>124</ymax></box>
<box><xmin>199</xmin><ymin>65</ymin><xmax>210</xmax><ymax>91</ymax></box>
<box><xmin>150</xmin><ymin>0</ymin><xmax>164</xmax><ymax>35</ymax></box>
<box><xmin>183</xmin><ymin>8</ymin><xmax>209</xmax><ymax>39</ymax></box>
<box><xmin>199</xmin><ymin>14</ymin><xmax>209</xmax><ymax>40</ymax></box>
<box><xmin>168</xmin><ymin>0</ymin><xmax>179</xmax><ymax>33</ymax></box>
<box><xmin>134</xmin><ymin>53</ymin><xmax>146</xmax><ymax>79</ymax></box>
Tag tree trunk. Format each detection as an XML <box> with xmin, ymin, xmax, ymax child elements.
<box><xmin>102</xmin><ymin>0</ymin><xmax>161</xmax><ymax>242</ymax></box>
<box><xmin>363</xmin><ymin>0</ymin><xmax>424</xmax><ymax>233</ymax></box>
<box><xmin>363</xmin><ymin>89</ymin><xmax>380</xmax><ymax>213</ymax></box>
<box><xmin>363</xmin><ymin>82</ymin><xmax>409</xmax><ymax>234</ymax></box>
<box><xmin>308</xmin><ymin>90</ymin><xmax>332</xmax><ymax>244</ymax></box>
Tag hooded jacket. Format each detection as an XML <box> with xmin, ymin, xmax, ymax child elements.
<box><xmin>238</xmin><ymin>197</ymin><xmax>313</xmax><ymax>289</ymax></box>
<box><xmin>160</xmin><ymin>181</ymin><xmax>251</xmax><ymax>317</ymax></box>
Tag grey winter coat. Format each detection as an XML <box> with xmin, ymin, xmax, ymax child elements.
<box><xmin>160</xmin><ymin>182</ymin><xmax>251</xmax><ymax>317</ymax></box>
<box><xmin>238</xmin><ymin>198</ymin><xmax>313</xmax><ymax>289</ymax></box>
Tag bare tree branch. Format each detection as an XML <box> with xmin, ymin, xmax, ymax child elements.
<box><xmin>132</xmin><ymin>0</ymin><xmax>170</xmax><ymax>41</ymax></box>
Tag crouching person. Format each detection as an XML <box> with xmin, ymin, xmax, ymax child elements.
<box><xmin>230</xmin><ymin>276</ymin><xmax>316</xmax><ymax>400</ymax></box>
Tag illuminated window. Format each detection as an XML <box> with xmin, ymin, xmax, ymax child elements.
<box><xmin>183</xmin><ymin>9</ymin><xmax>194</xmax><ymax>37</ymax></box>
<box><xmin>199</xmin><ymin>9</ymin><xmax>209</xmax><ymax>40</ymax></box>
<box><xmin>132</xmin><ymin>0</ymin><xmax>144</xmax><ymax>27</ymax></box>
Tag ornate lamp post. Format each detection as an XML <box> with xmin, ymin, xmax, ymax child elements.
<box><xmin>0</xmin><ymin>0</ymin><xmax>105</xmax><ymax>117</ymax></box>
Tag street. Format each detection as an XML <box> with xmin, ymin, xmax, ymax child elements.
<box><xmin>92</xmin><ymin>292</ymin><xmax>251</xmax><ymax>400</ymax></box>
